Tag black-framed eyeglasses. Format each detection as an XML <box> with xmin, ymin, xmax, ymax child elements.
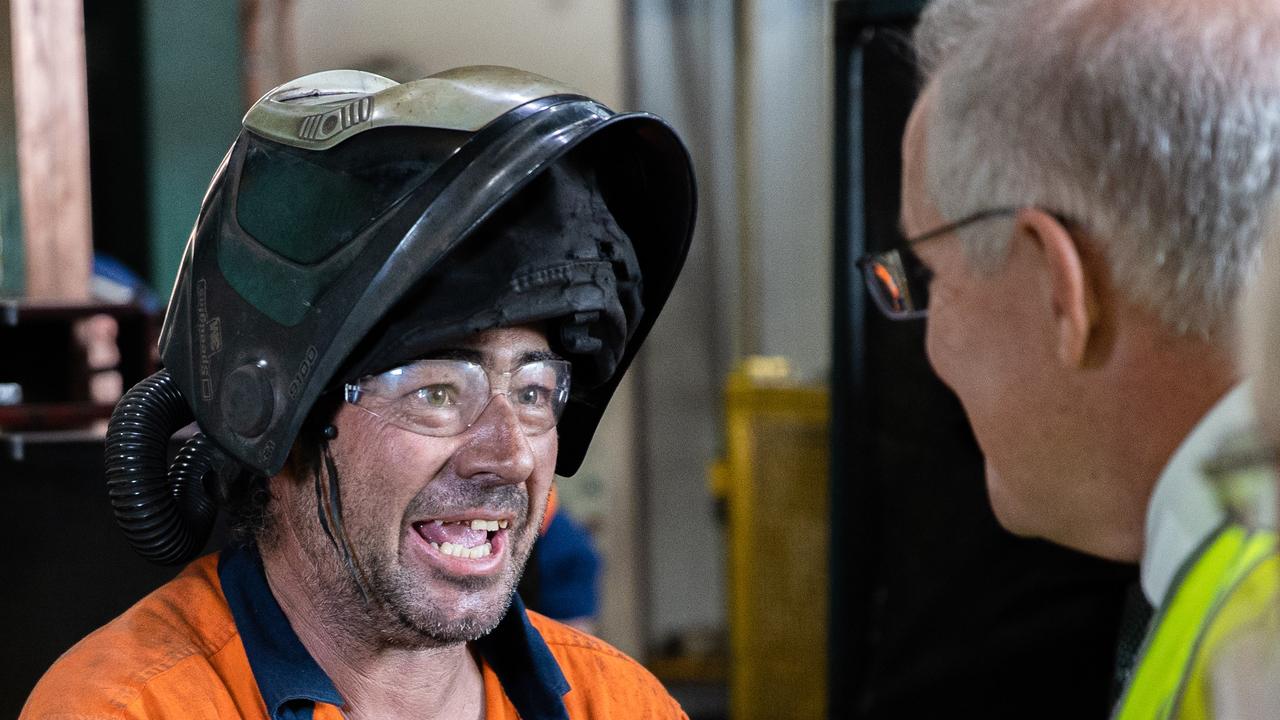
<box><xmin>858</xmin><ymin>207</ymin><xmax>1019</xmax><ymax>320</ymax></box>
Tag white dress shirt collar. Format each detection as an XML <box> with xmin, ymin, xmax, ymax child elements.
<box><xmin>1141</xmin><ymin>384</ymin><xmax>1254</xmax><ymax>607</ymax></box>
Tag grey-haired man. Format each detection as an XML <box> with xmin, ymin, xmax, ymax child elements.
<box><xmin>859</xmin><ymin>0</ymin><xmax>1280</xmax><ymax>713</ymax></box>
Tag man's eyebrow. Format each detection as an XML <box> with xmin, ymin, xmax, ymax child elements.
<box><xmin>518</xmin><ymin>349</ymin><xmax>563</xmax><ymax>365</ymax></box>
<box><xmin>420</xmin><ymin>347</ymin><xmax>563</xmax><ymax>366</ymax></box>
<box><xmin>421</xmin><ymin>348</ymin><xmax>483</xmax><ymax>363</ymax></box>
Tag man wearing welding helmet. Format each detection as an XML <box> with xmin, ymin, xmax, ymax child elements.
<box><xmin>23</xmin><ymin>67</ymin><xmax>695</xmax><ymax>720</ymax></box>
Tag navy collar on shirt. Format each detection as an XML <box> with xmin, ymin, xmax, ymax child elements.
<box><xmin>218</xmin><ymin>544</ymin><xmax>570</xmax><ymax>720</ymax></box>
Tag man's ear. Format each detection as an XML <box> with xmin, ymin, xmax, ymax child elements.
<box><xmin>1017</xmin><ymin>208</ymin><xmax>1095</xmax><ymax>368</ymax></box>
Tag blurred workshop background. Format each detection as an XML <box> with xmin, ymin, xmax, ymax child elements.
<box><xmin>0</xmin><ymin>1</ymin><xmax>1137</xmax><ymax>719</ymax></box>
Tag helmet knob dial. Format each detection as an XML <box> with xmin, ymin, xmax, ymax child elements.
<box><xmin>222</xmin><ymin>362</ymin><xmax>274</xmax><ymax>438</ymax></box>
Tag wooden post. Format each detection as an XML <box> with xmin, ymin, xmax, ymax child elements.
<box><xmin>241</xmin><ymin>0</ymin><xmax>298</xmax><ymax>107</ymax></box>
<box><xmin>11</xmin><ymin>0</ymin><xmax>93</xmax><ymax>301</ymax></box>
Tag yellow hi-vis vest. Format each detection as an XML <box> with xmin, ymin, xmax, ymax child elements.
<box><xmin>1114</xmin><ymin>524</ymin><xmax>1278</xmax><ymax>720</ymax></box>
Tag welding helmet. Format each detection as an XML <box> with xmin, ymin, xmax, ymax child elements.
<box><xmin>105</xmin><ymin>67</ymin><xmax>696</xmax><ymax>565</ymax></box>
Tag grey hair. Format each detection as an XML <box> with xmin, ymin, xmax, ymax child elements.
<box><xmin>915</xmin><ymin>0</ymin><xmax>1280</xmax><ymax>335</ymax></box>
<box><xmin>913</xmin><ymin>0</ymin><xmax>1027</xmax><ymax>80</ymax></box>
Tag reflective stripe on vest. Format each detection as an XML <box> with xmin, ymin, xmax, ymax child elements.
<box><xmin>1115</xmin><ymin>525</ymin><xmax>1277</xmax><ymax>720</ymax></box>
<box><xmin>1169</xmin><ymin>546</ymin><xmax>1280</xmax><ymax>718</ymax></box>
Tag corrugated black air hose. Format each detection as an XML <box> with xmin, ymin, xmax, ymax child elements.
<box><xmin>105</xmin><ymin>369</ymin><xmax>222</xmax><ymax>565</ymax></box>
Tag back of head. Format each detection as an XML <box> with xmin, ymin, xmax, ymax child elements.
<box><xmin>916</xmin><ymin>0</ymin><xmax>1280</xmax><ymax>335</ymax></box>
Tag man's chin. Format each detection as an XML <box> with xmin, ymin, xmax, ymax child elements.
<box><xmin>420</xmin><ymin>609</ymin><xmax>509</xmax><ymax>644</ymax></box>
<box><xmin>384</xmin><ymin>563</ymin><xmax>526</xmax><ymax>643</ymax></box>
<box><xmin>984</xmin><ymin>462</ymin><xmax>1038</xmax><ymax>537</ymax></box>
<box><xmin>376</xmin><ymin>532</ymin><xmax>535</xmax><ymax>644</ymax></box>
<box><xmin>388</xmin><ymin>587</ymin><xmax>516</xmax><ymax>645</ymax></box>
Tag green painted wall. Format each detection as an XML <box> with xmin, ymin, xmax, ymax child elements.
<box><xmin>142</xmin><ymin>0</ymin><xmax>241</xmax><ymax>290</ymax></box>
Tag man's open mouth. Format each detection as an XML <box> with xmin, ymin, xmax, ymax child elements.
<box><xmin>412</xmin><ymin>517</ymin><xmax>511</xmax><ymax>560</ymax></box>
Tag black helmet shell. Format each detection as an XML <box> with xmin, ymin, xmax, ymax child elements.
<box><xmin>157</xmin><ymin>67</ymin><xmax>696</xmax><ymax>477</ymax></box>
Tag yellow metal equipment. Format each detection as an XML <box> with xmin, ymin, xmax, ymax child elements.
<box><xmin>712</xmin><ymin>357</ymin><xmax>829</xmax><ymax>720</ymax></box>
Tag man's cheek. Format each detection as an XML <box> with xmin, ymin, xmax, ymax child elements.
<box><xmin>534</xmin><ymin>434</ymin><xmax>558</xmax><ymax>478</ymax></box>
<box><xmin>924</xmin><ymin>316</ymin><xmax>958</xmax><ymax>386</ymax></box>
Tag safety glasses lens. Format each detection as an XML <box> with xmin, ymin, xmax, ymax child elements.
<box><xmin>348</xmin><ymin>359</ymin><xmax>571</xmax><ymax>437</ymax></box>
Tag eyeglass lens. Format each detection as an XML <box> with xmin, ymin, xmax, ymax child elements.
<box><xmin>860</xmin><ymin>248</ymin><xmax>932</xmax><ymax>320</ymax></box>
<box><xmin>347</xmin><ymin>359</ymin><xmax>571</xmax><ymax>437</ymax></box>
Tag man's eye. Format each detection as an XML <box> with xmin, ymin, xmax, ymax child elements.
<box><xmin>413</xmin><ymin>386</ymin><xmax>455</xmax><ymax>407</ymax></box>
<box><xmin>515</xmin><ymin>385</ymin><xmax>549</xmax><ymax>406</ymax></box>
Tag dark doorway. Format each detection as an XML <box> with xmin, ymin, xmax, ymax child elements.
<box><xmin>84</xmin><ymin>0</ymin><xmax>151</xmax><ymax>287</ymax></box>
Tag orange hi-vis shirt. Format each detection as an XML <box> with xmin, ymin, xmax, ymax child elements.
<box><xmin>22</xmin><ymin>546</ymin><xmax>686</xmax><ymax>720</ymax></box>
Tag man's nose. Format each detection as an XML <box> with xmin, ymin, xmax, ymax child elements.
<box><xmin>452</xmin><ymin>394</ymin><xmax>537</xmax><ymax>484</ymax></box>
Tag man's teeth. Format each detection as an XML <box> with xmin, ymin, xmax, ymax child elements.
<box><xmin>432</xmin><ymin>541</ymin><xmax>493</xmax><ymax>559</ymax></box>
<box><xmin>431</xmin><ymin>518</ymin><xmax>509</xmax><ymax>531</ymax></box>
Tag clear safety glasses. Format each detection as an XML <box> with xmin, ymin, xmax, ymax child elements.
<box><xmin>858</xmin><ymin>207</ymin><xmax>1018</xmax><ymax>320</ymax></box>
<box><xmin>344</xmin><ymin>358</ymin><xmax>572</xmax><ymax>437</ymax></box>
